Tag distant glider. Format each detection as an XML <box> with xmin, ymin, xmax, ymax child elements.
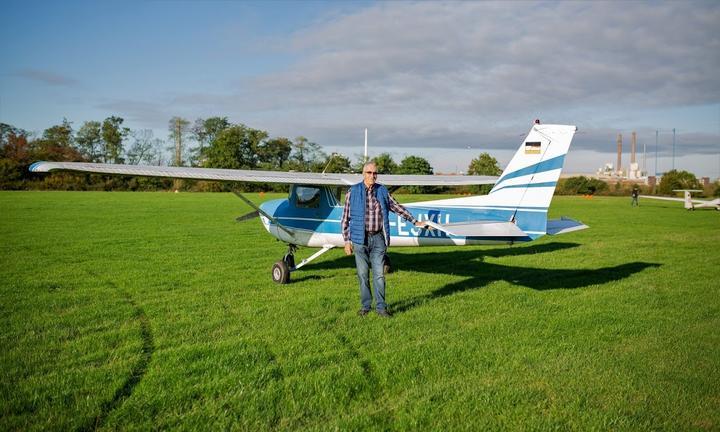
<box><xmin>30</xmin><ymin>122</ymin><xmax>587</xmax><ymax>283</ymax></box>
<box><xmin>641</xmin><ymin>190</ymin><xmax>720</xmax><ymax>211</ymax></box>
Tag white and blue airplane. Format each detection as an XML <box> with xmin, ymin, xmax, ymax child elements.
<box><xmin>30</xmin><ymin>122</ymin><xmax>587</xmax><ymax>283</ymax></box>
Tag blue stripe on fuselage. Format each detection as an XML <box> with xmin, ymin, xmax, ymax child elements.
<box><xmin>261</xmin><ymin>199</ymin><xmax>547</xmax><ymax>241</ymax></box>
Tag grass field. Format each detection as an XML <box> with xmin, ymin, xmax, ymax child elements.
<box><xmin>1</xmin><ymin>191</ymin><xmax>719</xmax><ymax>431</ymax></box>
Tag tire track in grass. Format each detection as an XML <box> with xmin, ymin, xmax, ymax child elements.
<box><xmin>78</xmin><ymin>274</ymin><xmax>154</xmax><ymax>432</ymax></box>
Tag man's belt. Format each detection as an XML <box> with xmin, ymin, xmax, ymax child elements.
<box><xmin>365</xmin><ymin>230</ymin><xmax>382</xmax><ymax>236</ymax></box>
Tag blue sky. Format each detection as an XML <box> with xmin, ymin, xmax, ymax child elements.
<box><xmin>2</xmin><ymin>0</ymin><xmax>719</xmax><ymax>177</ymax></box>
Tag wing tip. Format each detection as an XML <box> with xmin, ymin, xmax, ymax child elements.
<box><xmin>29</xmin><ymin>161</ymin><xmax>47</xmax><ymax>172</ymax></box>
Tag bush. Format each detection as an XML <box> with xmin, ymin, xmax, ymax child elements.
<box><xmin>557</xmin><ymin>176</ymin><xmax>609</xmax><ymax>195</ymax></box>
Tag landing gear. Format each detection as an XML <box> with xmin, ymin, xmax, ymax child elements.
<box><xmin>271</xmin><ymin>244</ymin><xmax>335</xmax><ymax>284</ymax></box>
<box><xmin>272</xmin><ymin>244</ymin><xmax>297</xmax><ymax>284</ymax></box>
<box><xmin>383</xmin><ymin>254</ymin><xmax>393</xmax><ymax>275</ymax></box>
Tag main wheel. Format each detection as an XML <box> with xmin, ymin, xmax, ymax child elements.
<box><xmin>272</xmin><ymin>260</ymin><xmax>290</xmax><ymax>284</ymax></box>
<box><xmin>383</xmin><ymin>254</ymin><xmax>393</xmax><ymax>275</ymax></box>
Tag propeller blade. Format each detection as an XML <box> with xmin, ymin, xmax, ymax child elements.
<box><xmin>236</xmin><ymin>210</ymin><xmax>259</xmax><ymax>222</ymax></box>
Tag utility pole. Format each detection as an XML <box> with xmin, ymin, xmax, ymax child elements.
<box><xmin>672</xmin><ymin>128</ymin><xmax>676</xmax><ymax>171</ymax></box>
<box><xmin>643</xmin><ymin>132</ymin><xmax>646</xmax><ymax>176</ymax></box>
<box><xmin>655</xmin><ymin>129</ymin><xmax>658</xmax><ymax>176</ymax></box>
<box><xmin>364</xmin><ymin>128</ymin><xmax>368</xmax><ymax>164</ymax></box>
<box><xmin>174</xmin><ymin>118</ymin><xmax>182</xmax><ymax>167</ymax></box>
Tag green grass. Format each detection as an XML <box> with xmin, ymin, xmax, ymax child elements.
<box><xmin>1</xmin><ymin>191</ymin><xmax>719</xmax><ymax>431</ymax></box>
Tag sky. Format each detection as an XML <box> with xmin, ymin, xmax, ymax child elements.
<box><xmin>2</xmin><ymin>0</ymin><xmax>719</xmax><ymax>178</ymax></box>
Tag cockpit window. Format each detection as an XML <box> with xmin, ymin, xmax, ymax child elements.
<box><xmin>295</xmin><ymin>186</ymin><xmax>321</xmax><ymax>208</ymax></box>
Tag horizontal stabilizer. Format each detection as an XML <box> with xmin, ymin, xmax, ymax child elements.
<box><xmin>424</xmin><ymin>220</ymin><xmax>528</xmax><ymax>238</ymax></box>
<box><xmin>546</xmin><ymin>217</ymin><xmax>589</xmax><ymax>235</ymax></box>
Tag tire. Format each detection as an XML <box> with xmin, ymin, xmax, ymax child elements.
<box><xmin>383</xmin><ymin>254</ymin><xmax>393</xmax><ymax>275</ymax></box>
<box><xmin>272</xmin><ymin>260</ymin><xmax>290</xmax><ymax>284</ymax></box>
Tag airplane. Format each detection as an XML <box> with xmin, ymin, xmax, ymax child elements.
<box><xmin>640</xmin><ymin>189</ymin><xmax>720</xmax><ymax>211</ymax></box>
<box><xmin>30</xmin><ymin>122</ymin><xmax>588</xmax><ymax>283</ymax></box>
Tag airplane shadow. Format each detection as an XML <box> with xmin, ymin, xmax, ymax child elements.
<box><xmin>308</xmin><ymin>242</ymin><xmax>661</xmax><ymax>315</ymax></box>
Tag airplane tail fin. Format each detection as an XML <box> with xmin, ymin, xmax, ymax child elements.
<box><xmin>411</xmin><ymin>123</ymin><xmax>580</xmax><ymax>239</ymax></box>
<box><xmin>484</xmin><ymin>123</ymin><xmax>577</xmax><ymax>235</ymax></box>
<box><xmin>672</xmin><ymin>189</ymin><xmax>703</xmax><ymax>210</ymax></box>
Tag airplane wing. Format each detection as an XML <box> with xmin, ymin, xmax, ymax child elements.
<box><xmin>639</xmin><ymin>195</ymin><xmax>707</xmax><ymax>204</ymax></box>
<box><xmin>29</xmin><ymin>161</ymin><xmax>497</xmax><ymax>186</ymax></box>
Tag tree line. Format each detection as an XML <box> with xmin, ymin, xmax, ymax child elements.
<box><xmin>0</xmin><ymin>116</ymin><xmax>502</xmax><ymax>192</ymax></box>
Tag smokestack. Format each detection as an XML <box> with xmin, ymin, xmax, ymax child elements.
<box><xmin>631</xmin><ymin>131</ymin><xmax>637</xmax><ymax>164</ymax></box>
<box><xmin>617</xmin><ymin>133</ymin><xmax>623</xmax><ymax>173</ymax></box>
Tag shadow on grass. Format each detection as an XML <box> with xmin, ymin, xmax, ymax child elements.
<box><xmin>308</xmin><ymin>242</ymin><xmax>661</xmax><ymax>315</ymax></box>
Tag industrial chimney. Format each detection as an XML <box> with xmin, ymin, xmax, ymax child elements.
<box><xmin>617</xmin><ymin>134</ymin><xmax>623</xmax><ymax>175</ymax></box>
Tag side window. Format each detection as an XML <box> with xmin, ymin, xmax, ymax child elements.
<box><xmin>296</xmin><ymin>186</ymin><xmax>321</xmax><ymax>208</ymax></box>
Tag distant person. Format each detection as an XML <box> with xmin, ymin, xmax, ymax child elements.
<box><xmin>341</xmin><ymin>161</ymin><xmax>428</xmax><ymax>318</ymax></box>
<box><xmin>631</xmin><ymin>186</ymin><xmax>640</xmax><ymax>207</ymax></box>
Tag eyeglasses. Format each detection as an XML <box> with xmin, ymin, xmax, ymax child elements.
<box><xmin>364</xmin><ymin>171</ymin><xmax>378</xmax><ymax>175</ymax></box>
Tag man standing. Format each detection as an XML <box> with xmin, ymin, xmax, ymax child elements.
<box><xmin>341</xmin><ymin>161</ymin><xmax>428</xmax><ymax>318</ymax></box>
<box><xmin>631</xmin><ymin>185</ymin><xmax>640</xmax><ymax>207</ymax></box>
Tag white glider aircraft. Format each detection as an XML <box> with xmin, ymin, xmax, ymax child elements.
<box><xmin>641</xmin><ymin>189</ymin><xmax>720</xmax><ymax>211</ymax></box>
<box><xmin>30</xmin><ymin>122</ymin><xmax>588</xmax><ymax>283</ymax></box>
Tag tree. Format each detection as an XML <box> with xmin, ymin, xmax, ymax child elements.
<box><xmin>398</xmin><ymin>155</ymin><xmax>433</xmax><ymax>175</ymax></box>
<box><xmin>75</xmin><ymin>121</ymin><xmax>103</xmax><ymax>162</ymax></box>
<box><xmin>398</xmin><ymin>155</ymin><xmax>434</xmax><ymax>193</ymax></box>
<box><xmin>42</xmin><ymin>118</ymin><xmax>74</xmax><ymax>148</ymax></box>
<box><xmin>290</xmin><ymin>136</ymin><xmax>326</xmax><ymax>171</ymax></box>
<box><xmin>202</xmin><ymin>124</ymin><xmax>268</xmax><ymax>169</ymax></box>
<box><xmin>320</xmin><ymin>153</ymin><xmax>352</xmax><ymax>173</ymax></box>
<box><xmin>33</xmin><ymin>119</ymin><xmax>83</xmax><ymax>162</ymax></box>
<box><xmin>191</xmin><ymin>117</ymin><xmax>230</xmax><ymax>166</ymax></box>
<box><xmin>126</xmin><ymin>129</ymin><xmax>160</xmax><ymax>165</ymax></box>
<box><xmin>0</xmin><ymin>131</ymin><xmax>32</xmax><ymax>189</ymax></box>
<box><xmin>168</xmin><ymin>116</ymin><xmax>191</xmax><ymax>166</ymax></box>
<box><xmin>467</xmin><ymin>153</ymin><xmax>502</xmax><ymax>176</ymax></box>
<box><xmin>372</xmin><ymin>152</ymin><xmax>398</xmax><ymax>174</ymax></box>
<box><xmin>467</xmin><ymin>152</ymin><xmax>502</xmax><ymax>194</ymax></box>
<box><xmin>102</xmin><ymin>116</ymin><xmax>129</xmax><ymax>163</ymax></box>
<box><xmin>558</xmin><ymin>176</ymin><xmax>609</xmax><ymax>195</ymax></box>
<box><xmin>1</xmin><ymin>123</ymin><xmax>28</xmax><ymax>149</ymax></box>
<box><xmin>658</xmin><ymin>169</ymin><xmax>700</xmax><ymax>195</ymax></box>
<box><xmin>257</xmin><ymin>137</ymin><xmax>292</xmax><ymax>169</ymax></box>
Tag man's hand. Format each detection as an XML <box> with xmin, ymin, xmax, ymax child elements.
<box><xmin>344</xmin><ymin>242</ymin><xmax>353</xmax><ymax>255</ymax></box>
<box><xmin>414</xmin><ymin>221</ymin><xmax>433</xmax><ymax>230</ymax></box>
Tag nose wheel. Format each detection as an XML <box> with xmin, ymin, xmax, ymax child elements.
<box><xmin>272</xmin><ymin>260</ymin><xmax>291</xmax><ymax>284</ymax></box>
<box><xmin>272</xmin><ymin>244</ymin><xmax>296</xmax><ymax>284</ymax></box>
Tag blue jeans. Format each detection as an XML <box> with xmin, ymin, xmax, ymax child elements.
<box><xmin>353</xmin><ymin>232</ymin><xmax>387</xmax><ymax>311</ymax></box>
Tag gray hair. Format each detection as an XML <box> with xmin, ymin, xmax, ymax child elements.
<box><xmin>362</xmin><ymin>161</ymin><xmax>377</xmax><ymax>171</ymax></box>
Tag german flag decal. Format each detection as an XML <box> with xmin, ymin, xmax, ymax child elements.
<box><xmin>525</xmin><ymin>141</ymin><xmax>541</xmax><ymax>154</ymax></box>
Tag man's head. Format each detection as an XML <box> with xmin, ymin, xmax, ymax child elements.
<box><xmin>362</xmin><ymin>161</ymin><xmax>378</xmax><ymax>187</ymax></box>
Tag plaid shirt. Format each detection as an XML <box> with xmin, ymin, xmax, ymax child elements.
<box><xmin>341</xmin><ymin>183</ymin><xmax>417</xmax><ymax>242</ymax></box>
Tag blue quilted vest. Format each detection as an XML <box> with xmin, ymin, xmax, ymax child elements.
<box><xmin>348</xmin><ymin>182</ymin><xmax>391</xmax><ymax>246</ymax></box>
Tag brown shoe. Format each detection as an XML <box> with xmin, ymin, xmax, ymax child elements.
<box><xmin>357</xmin><ymin>309</ymin><xmax>370</xmax><ymax>317</ymax></box>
